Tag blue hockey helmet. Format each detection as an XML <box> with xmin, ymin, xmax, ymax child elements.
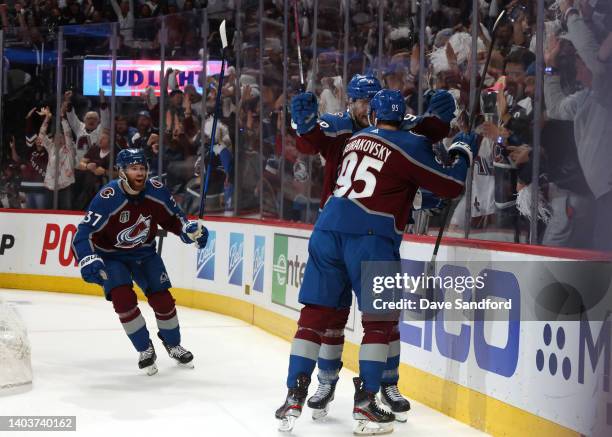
<box><xmin>346</xmin><ymin>74</ymin><xmax>382</xmax><ymax>100</ymax></box>
<box><xmin>116</xmin><ymin>148</ymin><xmax>147</xmax><ymax>170</ymax></box>
<box><xmin>368</xmin><ymin>89</ymin><xmax>406</xmax><ymax>123</ymax></box>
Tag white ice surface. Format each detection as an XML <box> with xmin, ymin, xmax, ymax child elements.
<box><xmin>0</xmin><ymin>289</ymin><xmax>489</xmax><ymax>437</ymax></box>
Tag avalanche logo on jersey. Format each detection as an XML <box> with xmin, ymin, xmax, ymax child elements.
<box><xmin>115</xmin><ymin>214</ymin><xmax>152</xmax><ymax>249</ymax></box>
<box><xmin>100</xmin><ymin>187</ymin><xmax>115</xmax><ymax>199</ymax></box>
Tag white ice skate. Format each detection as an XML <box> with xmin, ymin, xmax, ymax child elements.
<box><xmin>307</xmin><ymin>380</ymin><xmax>336</xmax><ymax>420</ymax></box>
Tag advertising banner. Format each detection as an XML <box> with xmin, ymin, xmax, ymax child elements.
<box><xmin>82</xmin><ymin>59</ymin><xmax>223</xmax><ymax>96</ymax></box>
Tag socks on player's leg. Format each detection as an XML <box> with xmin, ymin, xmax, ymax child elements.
<box><xmin>381</xmin><ymin>326</ymin><xmax>400</xmax><ymax>385</ymax></box>
<box><xmin>147</xmin><ymin>290</ymin><xmax>180</xmax><ymax>347</ymax></box>
<box><xmin>286</xmin><ymin>304</ymin><xmax>337</xmax><ymax>388</ymax></box>
<box><xmin>111</xmin><ymin>285</ymin><xmax>150</xmax><ymax>352</ymax></box>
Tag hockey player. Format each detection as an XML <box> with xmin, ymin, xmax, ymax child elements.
<box><xmin>276</xmin><ymin>89</ymin><xmax>478</xmax><ymax>434</ymax></box>
<box><xmin>291</xmin><ymin>75</ymin><xmax>456</xmax><ymax>421</ymax></box>
<box><xmin>72</xmin><ymin>148</ymin><xmax>209</xmax><ymax>375</ymax></box>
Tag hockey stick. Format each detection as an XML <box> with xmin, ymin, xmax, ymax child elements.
<box><xmin>293</xmin><ymin>0</ymin><xmax>305</xmax><ymax>91</ymax></box>
<box><xmin>425</xmin><ymin>10</ymin><xmax>506</xmax><ymax>282</ymax></box>
<box><xmin>198</xmin><ymin>19</ymin><xmax>228</xmax><ymax>229</ymax></box>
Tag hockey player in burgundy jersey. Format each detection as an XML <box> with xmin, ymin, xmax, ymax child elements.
<box><xmin>290</xmin><ymin>75</ymin><xmax>457</xmax><ymax>422</ymax></box>
<box><xmin>276</xmin><ymin>90</ymin><xmax>478</xmax><ymax>434</ymax></box>
<box><xmin>72</xmin><ymin>149</ymin><xmax>209</xmax><ymax>375</ymax></box>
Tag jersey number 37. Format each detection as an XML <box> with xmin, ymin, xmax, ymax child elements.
<box><xmin>334</xmin><ymin>152</ymin><xmax>383</xmax><ymax>199</ymax></box>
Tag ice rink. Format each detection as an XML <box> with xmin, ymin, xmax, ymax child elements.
<box><xmin>0</xmin><ymin>289</ymin><xmax>488</xmax><ymax>436</ymax></box>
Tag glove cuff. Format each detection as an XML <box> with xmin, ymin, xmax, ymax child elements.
<box><xmin>182</xmin><ymin>220</ymin><xmax>202</xmax><ymax>242</ymax></box>
<box><xmin>291</xmin><ymin>118</ymin><xmax>316</xmax><ymax>135</ymax></box>
<box><xmin>448</xmin><ymin>141</ymin><xmax>473</xmax><ymax>167</ymax></box>
<box><xmin>79</xmin><ymin>254</ymin><xmax>103</xmax><ymax>268</ymax></box>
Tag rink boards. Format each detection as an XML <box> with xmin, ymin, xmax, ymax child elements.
<box><xmin>0</xmin><ymin>210</ymin><xmax>610</xmax><ymax>437</ymax></box>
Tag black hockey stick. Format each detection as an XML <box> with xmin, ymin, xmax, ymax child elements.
<box><xmin>425</xmin><ymin>10</ymin><xmax>506</xmax><ymax>281</ymax></box>
<box><xmin>198</xmin><ymin>19</ymin><xmax>228</xmax><ymax>229</ymax></box>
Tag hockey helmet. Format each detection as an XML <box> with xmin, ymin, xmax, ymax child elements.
<box><xmin>347</xmin><ymin>74</ymin><xmax>382</xmax><ymax>100</ymax></box>
<box><xmin>368</xmin><ymin>89</ymin><xmax>406</xmax><ymax>124</ymax></box>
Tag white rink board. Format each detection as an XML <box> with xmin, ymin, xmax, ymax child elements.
<box><xmin>0</xmin><ymin>210</ymin><xmax>610</xmax><ymax>435</ymax></box>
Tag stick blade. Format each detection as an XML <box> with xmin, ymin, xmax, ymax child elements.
<box><xmin>220</xmin><ymin>20</ymin><xmax>228</xmax><ymax>49</ymax></box>
<box><xmin>492</xmin><ymin>10</ymin><xmax>506</xmax><ymax>33</ymax></box>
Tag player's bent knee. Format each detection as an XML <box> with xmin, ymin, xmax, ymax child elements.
<box><xmin>362</xmin><ymin>320</ymin><xmax>398</xmax><ymax>339</ymax></box>
<box><xmin>110</xmin><ymin>285</ymin><xmax>138</xmax><ymax>314</ymax></box>
<box><xmin>329</xmin><ymin>308</ymin><xmax>350</xmax><ymax>329</ymax></box>
<box><xmin>297</xmin><ymin>304</ymin><xmax>338</xmax><ymax>331</ymax></box>
<box><xmin>147</xmin><ymin>290</ymin><xmax>175</xmax><ymax>313</ymax></box>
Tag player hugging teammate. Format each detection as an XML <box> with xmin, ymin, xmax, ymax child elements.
<box><xmin>276</xmin><ymin>81</ymin><xmax>477</xmax><ymax>435</ymax></box>
<box><xmin>72</xmin><ymin>149</ymin><xmax>209</xmax><ymax>375</ymax></box>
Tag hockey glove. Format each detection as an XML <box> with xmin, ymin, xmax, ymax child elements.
<box><xmin>181</xmin><ymin>221</ymin><xmax>210</xmax><ymax>249</ymax></box>
<box><xmin>427</xmin><ymin>89</ymin><xmax>456</xmax><ymax>124</ymax></box>
<box><xmin>79</xmin><ymin>255</ymin><xmax>107</xmax><ymax>286</ymax></box>
<box><xmin>448</xmin><ymin>132</ymin><xmax>480</xmax><ymax>167</ymax></box>
<box><xmin>291</xmin><ymin>92</ymin><xmax>318</xmax><ymax>135</ymax></box>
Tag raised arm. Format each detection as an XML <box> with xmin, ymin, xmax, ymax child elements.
<box><xmin>64</xmin><ymin>91</ymin><xmax>85</xmax><ymax>135</ymax></box>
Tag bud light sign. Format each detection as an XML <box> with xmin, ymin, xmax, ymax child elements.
<box><xmin>228</xmin><ymin>233</ymin><xmax>244</xmax><ymax>286</ymax></box>
<box><xmin>253</xmin><ymin>236</ymin><xmax>265</xmax><ymax>292</ymax></box>
<box><xmin>82</xmin><ymin>59</ymin><xmax>222</xmax><ymax>96</ymax></box>
<box><xmin>196</xmin><ymin>230</ymin><xmax>216</xmax><ymax>280</ymax></box>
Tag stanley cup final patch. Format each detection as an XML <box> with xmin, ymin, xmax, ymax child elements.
<box><xmin>120</xmin><ymin>210</ymin><xmax>130</xmax><ymax>223</ymax></box>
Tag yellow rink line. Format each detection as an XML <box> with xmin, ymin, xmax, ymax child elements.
<box><xmin>0</xmin><ymin>273</ymin><xmax>578</xmax><ymax>437</ymax></box>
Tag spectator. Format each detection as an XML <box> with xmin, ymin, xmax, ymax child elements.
<box><xmin>0</xmin><ymin>162</ymin><xmax>22</xmax><ymax>209</ymax></box>
<box><xmin>73</xmin><ymin>131</ymin><xmax>111</xmax><ymax>209</ymax></box>
<box><xmin>10</xmin><ymin>133</ymin><xmax>48</xmax><ymax>209</ymax></box>
<box><xmin>131</xmin><ymin>110</ymin><xmax>157</xmax><ymax>150</ymax></box>
<box><xmin>111</xmin><ymin>0</ymin><xmax>135</xmax><ymax>46</ymax></box>
<box><xmin>115</xmin><ymin>114</ymin><xmax>137</xmax><ymax>150</ymax></box>
<box><xmin>64</xmin><ymin>89</ymin><xmax>110</xmax><ymax>166</ymax></box>
<box><xmin>544</xmin><ymin>2</ymin><xmax>612</xmax><ymax>250</ymax></box>
<box><xmin>36</xmin><ymin>106</ymin><xmax>76</xmax><ymax>211</ymax></box>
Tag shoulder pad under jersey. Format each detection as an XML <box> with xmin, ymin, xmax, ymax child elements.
<box><xmin>144</xmin><ymin>178</ymin><xmax>172</xmax><ymax>202</ymax></box>
<box><xmin>144</xmin><ymin>179</ymin><xmax>185</xmax><ymax>219</ymax></box>
<box><xmin>318</xmin><ymin>111</ymin><xmax>355</xmax><ymax>137</ymax></box>
<box><xmin>89</xmin><ymin>180</ymin><xmax>126</xmax><ymax>214</ymax></box>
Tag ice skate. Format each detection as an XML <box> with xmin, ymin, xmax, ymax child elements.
<box><xmin>157</xmin><ymin>332</ymin><xmax>194</xmax><ymax>368</ymax></box>
<box><xmin>275</xmin><ymin>374</ymin><xmax>310</xmax><ymax>432</ymax></box>
<box><xmin>307</xmin><ymin>379</ymin><xmax>337</xmax><ymax>420</ymax></box>
<box><xmin>308</xmin><ymin>363</ymin><xmax>342</xmax><ymax>420</ymax></box>
<box><xmin>380</xmin><ymin>383</ymin><xmax>410</xmax><ymax>422</ymax></box>
<box><xmin>138</xmin><ymin>340</ymin><xmax>158</xmax><ymax>376</ymax></box>
<box><xmin>353</xmin><ymin>377</ymin><xmax>394</xmax><ymax>435</ymax></box>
